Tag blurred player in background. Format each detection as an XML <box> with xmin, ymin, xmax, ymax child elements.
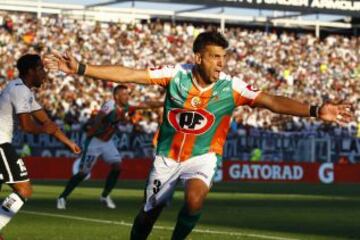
<box><xmin>57</xmin><ymin>85</ymin><xmax>162</xmax><ymax>209</ymax></box>
<box><xmin>45</xmin><ymin>32</ymin><xmax>352</xmax><ymax>240</ymax></box>
<box><xmin>0</xmin><ymin>54</ymin><xmax>81</xmax><ymax>238</ymax></box>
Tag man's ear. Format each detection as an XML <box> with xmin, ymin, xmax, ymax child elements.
<box><xmin>194</xmin><ymin>52</ymin><xmax>202</xmax><ymax>64</ymax></box>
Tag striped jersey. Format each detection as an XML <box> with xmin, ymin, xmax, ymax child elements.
<box><xmin>149</xmin><ymin>64</ymin><xmax>260</xmax><ymax>162</ymax></box>
<box><xmin>86</xmin><ymin>100</ymin><xmax>134</xmax><ymax>141</ymax></box>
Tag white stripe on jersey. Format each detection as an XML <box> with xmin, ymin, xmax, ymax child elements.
<box><xmin>232</xmin><ymin>76</ymin><xmax>260</xmax><ymax>101</ymax></box>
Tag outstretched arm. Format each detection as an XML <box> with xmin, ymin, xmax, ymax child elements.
<box><xmin>131</xmin><ymin>101</ymin><xmax>164</xmax><ymax>110</ymax></box>
<box><xmin>44</xmin><ymin>50</ymin><xmax>151</xmax><ymax>84</ymax></box>
<box><xmin>31</xmin><ymin>109</ymin><xmax>81</xmax><ymax>154</ymax></box>
<box><xmin>253</xmin><ymin>92</ymin><xmax>353</xmax><ymax>126</ymax></box>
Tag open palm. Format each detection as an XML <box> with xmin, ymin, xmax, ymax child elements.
<box><xmin>319</xmin><ymin>103</ymin><xmax>353</xmax><ymax>126</ymax></box>
<box><xmin>44</xmin><ymin>50</ymin><xmax>78</xmax><ymax>74</ymax></box>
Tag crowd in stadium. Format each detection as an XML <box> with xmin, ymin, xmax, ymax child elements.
<box><xmin>0</xmin><ymin>11</ymin><xmax>359</xmax><ymax>137</ymax></box>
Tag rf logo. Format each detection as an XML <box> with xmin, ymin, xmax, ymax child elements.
<box><xmin>168</xmin><ymin>108</ymin><xmax>215</xmax><ymax>135</ymax></box>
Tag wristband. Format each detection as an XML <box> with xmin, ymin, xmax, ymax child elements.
<box><xmin>309</xmin><ymin>105</ymin><xmax>320</xmax><ymax>118</ymax></box>
<box><xmin>77</xmin><ymin>63</ymin><xmax>86</xmax><ymax>75</ymax></box>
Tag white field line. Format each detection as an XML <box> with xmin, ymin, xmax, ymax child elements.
<box><xmin>22</xmin><ymin>210</ymin><xmax>300</xmax><ymax>240</ymax></box>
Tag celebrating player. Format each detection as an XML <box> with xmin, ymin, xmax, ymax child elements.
<box><xmin>57</xmin><ymin>84</ymin><xmax>162</xmax><ymax>209</ymax></box>
<box><xmin>0</xmin><ymin>54</ymin><xmax>81</xmax><ymax>237</ymax></box>
<box><xmin>45</xmin><ymin>32</ymin><xmax>352</xmax><ymax>240</ymax></box>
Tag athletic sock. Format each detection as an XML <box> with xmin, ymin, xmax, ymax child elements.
<box><xmin>130</xmin><ymin>210</ymin><xmax>154</xmax><ymax>240</ymax></box>
<box><xmin>101</xmin><ymin>169</ymin><xmax>120</xmax><ymax>198</ymax></box>
<box><xmin>171</xmin><ymin>206</ymin><xmax>201</xmax><ymax>240</ymax></box>
<box><xmin>130</xmin><ymin>207</ymin><xmax>164</xmax><ymax>240</ymax></box>
<box><xmin>0</xmin><ymin>192</ymin><xmax>25</xmax><ymax>230</ymax></box>
<box><xmin>58</xmin><ymin>173</ymin><xmax>86</xmax><ymax>199</ymax></box>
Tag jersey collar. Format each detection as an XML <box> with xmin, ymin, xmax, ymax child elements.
<box><xmin>191</xmin><ymin>72</ymin><xmax>215</xmax><ymax>93</ymax></box>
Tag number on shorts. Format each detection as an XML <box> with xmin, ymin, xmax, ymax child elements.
<box><xmin>84</xmin><ymin>155</ymin><xmax>96</xmax><ymax>168</ymax></box>
<box><xmin>152</xmin><ymin>179</ymin><xmax>161</xmax><ymax>194</ymax></box>
<box><xmin>16</xmin><ymin>159</ymin><xmax>27</xmax><ymax>173</ymax></box>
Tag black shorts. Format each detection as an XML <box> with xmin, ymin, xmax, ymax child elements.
<box><xmin>0</xmin><ymin>143</ymin><xmax>29</xmax><ymax>183</ymax></box>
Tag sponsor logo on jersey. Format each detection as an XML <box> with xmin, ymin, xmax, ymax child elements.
<box><xmin>246</xmin><ymin>85</ymin><xmax>259</xmax><ymax>92</ymax></box>
<box><xmin>190</xmin><ymin>96</ymin><xmax>201</xmax><ymax>108</ymax></box>
<box><xmin>168</xmin><ymin>108</ymin><xmax>215</xmax><ymax>135</ymax></box>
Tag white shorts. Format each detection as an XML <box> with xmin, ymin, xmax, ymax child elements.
<box><xmin>78</xmin><ymin>137</ymin><xmax>121</xmax><ymax>174</ymax></box>
<box><xmin>144</xmin><ymin>152</ymin><xmax>220</xmax><ymax>212</ymax></box>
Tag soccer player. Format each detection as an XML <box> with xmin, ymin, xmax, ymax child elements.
<box><xmin>57</xmin><ymin>85</ymin><xmax>162</xmax><ymax>209</ymax></box>
<box><xmin>0</xmin><ymin>54</ymin><xmax>81</xmax><ymax>236</ymax></box>
<box><xmin>45</xmin><ymin>32</ymin><xmax>352</xmax><ymax>240</ymax></box>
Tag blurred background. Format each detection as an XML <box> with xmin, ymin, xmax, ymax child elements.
<box><xmin>0</xmin><ymin>1</ymin><xmax>360</xmax><ymax>239</ymax></box>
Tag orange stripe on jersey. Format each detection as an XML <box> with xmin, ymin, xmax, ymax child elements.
<box><xmin>152</xmin><ymin>130</ymin><xmax>159</xmax><ymax>147</ymax></box>
<box><xmin>209</xmin><ymin>115</ymin><xmax>231</xmax><ymax>156</ymax></box>
<box><xmin>233</xmin><ymin>91</ymin><xmax>252</xmax><ymax>106</ymax></box>
<box><xmin>171</xmin><ymin>85</ymin><xmax>213</xmax><ymax>161</ymax></box>
<box><xmin>168</xmin><ymin>132</ymin><xmax>185</xmax><ymax>160</ymax></box>
<box><xmin>149</xmin><ymin>77</ymin><xmax>172</xmax><ymax>87</ymax></box>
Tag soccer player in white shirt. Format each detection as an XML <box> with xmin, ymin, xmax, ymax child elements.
<box><xmin>0</xmin><ymin>54</ymin><xmax>81</xmax><ymax>237</ymax></box>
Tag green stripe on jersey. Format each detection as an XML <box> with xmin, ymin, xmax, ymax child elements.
<box><xmin>192</xmin><ymin>79</ymin><xmax>235</xmax><ymax>156</ymax></box>
<box><xmin>156</xmin><ymin>71</ymin><xmax>193</xmax><ymax>156</ymax></box>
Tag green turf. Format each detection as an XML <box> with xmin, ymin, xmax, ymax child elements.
<box><xmin>0</xmin><ymin>181</ymin><xmax>359</xmax><ymax>240</ymax></box>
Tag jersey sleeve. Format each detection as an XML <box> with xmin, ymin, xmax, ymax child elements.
<box><xmin>100</xmin><ymin>100</ymin><xmax>115</xmax><ymax>115</ymax></box>
<box><xmin>30</xmin><ymin>92</ymin><xmax>42</xmax><ymax>111</ymax></box>
<box><xmin>232</xmin><ymin>77</ymin><xmax>261</xmax><ymax>107</ymax></box>
<box><xmin>148</xmin><ymin>65</ymin><xmax>178</xmax><ymax>87</ymax></box>
<box><xmin>11</xmin><ymin>85</ymin><xmax>42</xmax><ymax>114</ymax></box>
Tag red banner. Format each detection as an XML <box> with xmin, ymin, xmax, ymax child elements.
<box><xmin>23</xmin><ymin>157</ymin><xmax>360</xmax><ymax>184</ymax></box>
<box><xmin>23</xmin><ymin>157</ymin><xmax>152</xmax><ymax>180</ymax></box>
<box><xmin>222</xmin><ymin>161</ymin><xmax>360</xmax><ymax>184</ymax></box>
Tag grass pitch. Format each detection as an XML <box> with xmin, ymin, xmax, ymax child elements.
<box><xmin>1</xmin><ymin>181</ymin><xmax>360</xmax><ymax>240</ymax></box>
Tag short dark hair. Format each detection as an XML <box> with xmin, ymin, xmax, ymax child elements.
<box><xmin>16</xmin><ymin>54</ymin><xmax>41</xmax><ymax>76</ymax></box>
<box><xmin>113</xmin><ymin>84</ymin><xmax>128</xmax><ymax>95</ymax></box>
<box><xmin>193</xmin><ymin>31</ymin><xmax>229</xmax><ymax>53</ymax></box>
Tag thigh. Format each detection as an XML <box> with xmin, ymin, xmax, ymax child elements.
<box><xmin>79</xmin><ymin>139</ymin><xmax>100</xmax><ymax>174</ymax></box>
<box><xmin>144</xmin><ymin>155</ymin><xmax>180</xmax><ymax>212</ymax></box>
<box><xmin>180</xmin><ymin>153</ymin><xmax>220</xmax><ymax>188</ymax></box>
<box><xmin>100</xmin><ymin>141</ymin><xmax>121</xmax><ymax>165</ymax></box>
<box><xmin>0</xmin><ymin>143</ymin><xmax>29</xmax><ymax>184</ymax></box>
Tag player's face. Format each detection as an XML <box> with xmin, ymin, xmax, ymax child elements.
<box><xmin>31</xmin><ymin>61</ymin><xmax>47</xmax><ymax>88</ymax></box>
<box><xmin>114</xmin><ymin>89</ymin><xmax>129</xmax><ymax>106</ymax></box>
<box><xmin>195</xmin><ymin>44</ymin><xmax>226</xmax><ymax>84</ymax></box>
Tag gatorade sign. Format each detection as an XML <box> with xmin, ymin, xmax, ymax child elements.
<box><xmin>223</xmin><ymin>161</ymin><xmax>360</xmax><ymax>184</ymax></box>
<box><xmin>318</xmin><ymin>163</ymin><xmax>334</xmax><ymax>184</ymax></box>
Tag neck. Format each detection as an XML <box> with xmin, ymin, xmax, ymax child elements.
<box><xmin>192</xmin><ymin>66</ymin><xmax>211</xmax><ymax>88</ymax></box>
<box><xmin>20</xmin><ymin>76</ymin><xmax>32</xmax><ymax>88</ymax></box>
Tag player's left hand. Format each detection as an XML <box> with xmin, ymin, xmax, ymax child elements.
<box><xmin>68</xmin><ymin>141</ymin><xmax>81</xmax><ymax>154</ymax></box>
<box><xmin>318</xmin><ymin>103</ymin><xmax>353</xmax><ymax>126</ymax></box>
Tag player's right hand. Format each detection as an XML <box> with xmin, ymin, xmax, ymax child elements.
<box><xmin>44</xmin><ymin>50</ymin><xmax>78</xmax><ymax>75</ymax></box>
<box><xmin>68</xmin><ymin>141</ymin><xmax>81</xmax><ymax>154</ymax></box>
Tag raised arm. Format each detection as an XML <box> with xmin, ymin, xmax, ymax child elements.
<box><xmin>44</xmin><ymin>50</ymin><xmax>150</xmax><ymax>84</ymax></box>
<box><xmin>131</xmin><ymin>101</ymin><xmax>164</xmax><ymax>110</ymax></box>
<box><xmin>252</xmin><ymin>92</ymin><xmax>353</xmax><ymax>126</ymax></box>
<box><xmin>31</xmin><ymin>109</ymin><xmax>81</xmax><ymax>154</ymax></box>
